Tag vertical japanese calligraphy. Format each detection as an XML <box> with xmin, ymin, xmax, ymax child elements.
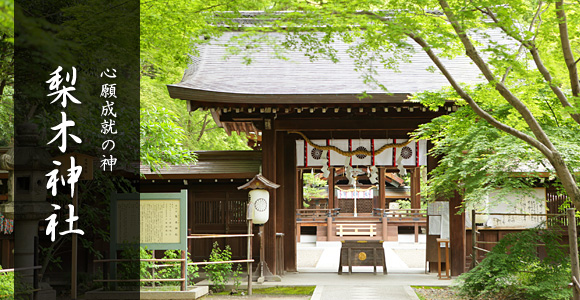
<box><xmin>100</xmin><ymin>68</ymin><xmax>118</xmax><ymax>172</ymax></box>
<box><xmin>44</xmin><ymin>66</ymin><xmax>85</xmax><ymax>242</ymax></box>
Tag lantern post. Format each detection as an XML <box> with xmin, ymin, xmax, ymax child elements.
<box><xmin>238</xmin><ymin>174</ymin><xmax>280</xmax><ymax>283</ymax></box>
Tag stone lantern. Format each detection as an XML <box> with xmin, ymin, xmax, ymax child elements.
<box><xmin>0</xmin><ymin>123</ymin><xmax>56</xmax><ymax>299</ymax></box>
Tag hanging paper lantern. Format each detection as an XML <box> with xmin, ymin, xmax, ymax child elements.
<box><xmin>249</xmin><ymin>189</ymin><xmax>269</xmax><ymax>225</ymax></box>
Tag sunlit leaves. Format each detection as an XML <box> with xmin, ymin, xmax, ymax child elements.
<box><xmin>140</xmin><ymin>107</ymin><xmax>196</xmax><ymax>173</ymax></box>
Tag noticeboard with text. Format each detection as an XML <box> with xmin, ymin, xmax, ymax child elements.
<box><xmin>465</xmin><ymin>188</ymin><xmax>547</xmax><ymax>229</ymax></box>
<box><xmin>111</xmin><ymin>190</ymin><xmax>187</xmax><ymax>251</ymax></box>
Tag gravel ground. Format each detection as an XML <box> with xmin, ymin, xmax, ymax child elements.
<box><xmin>297</xmin><ymin>249</ymin><xmax>324</xmax><ymax>268</ymax></box>
<box><xmin>391</xmin><ymin>249</ymin><xmax>426</xmax><ymax>269</ymax></box>
<box><xmin>412</xmin><ymin>287</ymin><xmax>466</xmax><ymax>300</ymax></box>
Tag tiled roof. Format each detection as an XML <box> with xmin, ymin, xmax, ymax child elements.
<box><xmin>168</xmin><ymin>31</ymin><xmax>487</xmax><ymax>103</ymax></box>
<box><xmin>140</xmin><ymin>151</ymin><xmax>261</xmax><ymax>179</ymax></box>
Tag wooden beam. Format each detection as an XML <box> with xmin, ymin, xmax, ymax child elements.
<box><xmin>284</xmin><ymin>130</ymin><xmax>413</xmax><ymax>140</ymax></box>
<box><xmin>142</xmin><ymin>173</ymin><xmax>259</xmax><ymax>180</ymax></box>
<box><xmin>275</xmin><ymin>119</ymin><xmax>434</xmax><ymax>131</ymax></box>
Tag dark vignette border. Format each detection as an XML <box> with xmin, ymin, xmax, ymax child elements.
<box><xmin>13</xmin><ymin>1</ymin><xmax>139</xmax><ymax>299</ymax></box>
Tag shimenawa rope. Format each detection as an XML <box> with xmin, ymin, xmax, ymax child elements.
<box><xmin>289</xmin><ymin>131</ymin><xmax>412</xmax><ymax>157</ymax></box>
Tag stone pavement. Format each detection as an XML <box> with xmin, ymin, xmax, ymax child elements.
<box><xmin>270</xmin><ymin>233</ymin><xmax>452</xmax><ymax>300</ymax></box>
<box><xmin>202</xmin><ymin>234</ymin><xmax>455</xmax><ymax>300</ymax></box>
<box><xmin>257</xmin><ymin>272</ymin><xmax>451</xmax><ymax>300</ymax></box>
<box><xmin>298</xmin><ymin>234</ymin><xmax>428</xmax><ymax>273</ymax></box>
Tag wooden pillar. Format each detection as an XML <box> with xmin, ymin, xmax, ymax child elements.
<box><xmin>426</xmin><ymin>141</ymin><xmax>439</xmax><ymax>272</ymax></box>
<box><xmin>381</xmin><ymin>217</ymin><xmax>388</xmax><ymax>241</ymax></box>
<box><xmin>275</xmin><ymin>131</ymin><xmax>285</xmax><ymax>275</ymax></box>
<box><xmin>275</xmin><ymin>131</ymin><xmax>285</xmax><ymax>235</ymax></box>
<box><xmin>379</xmin><ymin>167</ymin><xmax>386</xmax><ymax>209</ymax></box>
<box><xmin>2</xmin><ymin>239</ymin><xmax>10</xmax><ymax>268</ymax></box>
<box><xmin>298</xmin><ymin>170</ymin><xmax>303</xmax><ymax>209</ymax></box>
<box><xmin>327</xmin><ymin>216</ymin><xmax>332</xmax><ymax>241</ymax></box>
<box><xmin>328</xmin><ymin>168</ymin><xmax>334</xmax><ymax>209</ymax></box>
<box><xmin>449</xmin><ymin>191</ymin><xmax>465</xmax><ymax>276</ymax></box>
<box><xmin>282</xmin><ymin>133</ymin><xmax>297</xmax><ymax>272</ymax></box>
<box><xmin>410</xmin><ymin>167</ymin><xmax>421</xmax><ymax>209</ymax></box>
<box><xmin>261</xmin><ymin>122</ymin><xmax>277</xmax><ymax>274</ymax></box>
<box><xmin>296</xmin><ymin>169</ymin><xmax>301</xmax><ymax>243</ymax></box>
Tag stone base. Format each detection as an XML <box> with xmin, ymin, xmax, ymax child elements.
<box><xmin>35</xmin><ymin>288</ymin><xmax>56</xmax><ymax>300</ymax></box>
<box><xmin>84</xmin><ymin>286</ymin><xmax>209</xmax><ymax>300</ymax></box>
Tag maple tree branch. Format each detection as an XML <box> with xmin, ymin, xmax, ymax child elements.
<box><xmin>408</xmin><ymin>33</ymin><xmax>551</xmax><ymax>157</ymax></box>
<box><xmin>197</xmin><ymin>113</ymin><xmax>209</xmax><ymax>141</ymax></box>
<box><xmin>436</xmin><ymin>0</ymin><xmax>561</xmax><ymax>154</ymax></box>
<box><xmin>555</xmin><ymin>1</ymin><xmax>580</xmax><ymax>98</ymax></box>
<box><xmin>480</xmin><ymin>3</ymin><xmax>544</xmax><ymax>83</ymax></box>
<box><xmin>528</xmin><ymin>47</ymin><xmax>580</xmax><ymax>125</ymax></box>
<box><xmin>477</xmin><ymin>3</ymin><xmax>580</xmax><ymax>124</ymax></box>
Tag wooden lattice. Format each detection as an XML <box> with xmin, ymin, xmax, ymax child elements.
<box><xmin>357</xmin><ymin>199</ymin><xmax>373</xmax><ymax>213</ymax></box>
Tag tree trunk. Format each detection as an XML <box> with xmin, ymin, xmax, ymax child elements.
<box><xmin>547</xmin><ymin>151</ymin><xmax>580</xmax><ymax>208</ymax></box>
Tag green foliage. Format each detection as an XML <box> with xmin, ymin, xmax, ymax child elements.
<box><xmin>39</xmin><ymin>172</ymin><xmax>136</xmax><ymax>283</ymax></box>
<box><xmin>187</xmin><ymin>0</ymin><xmax>580</xmax><ymax>207</ymax></box>
<box><xmin>231</xmin><ymin>263</ymin><xmax>243</xmax><ymax>293</ymax></box>
<box><xmin>0</xmin><ymin>8</ymin><xmax>13</xmax><ymax>147</ymax></box>
<box><xmin>395</xmin><ymin>199</ymin><xmax>411</xmax><ymax>210</ymax></box>
<box><xmin>140</xmin><ymin>1</ymin><xmax>252</xmax><ymax>160</ymax></box>
<box><xmin>252</xmin><ymin>286</ymin><xmax>316</xmax><ymax>295</ymax></box>
<box><xmin>153</xmin><ymin>250</ymin><xmax>199</xmax><ymax>287</ymax></box>
<box><xmin>140</xmin><ymin>107</ymin><xmax>197</xmax><ymax>173</ymax></box>
<box><xmin>456</xmin><ymin>229</ymin><xmax>572</xmax><ymax>300</ymax></box>
<box><xmin>0</xmin><ymin>267</ymin><xmax>13</xmax><ymax>299</ymax></box>
<box><xmin>302</xmin><ymin>172</ymin><xmax>328</xmax><ymax>208</ymax></box>
<box><xmin>213</xmin><ymin>285</ymin><xmax>316</xmax><ymax>296</ymax></box>
<box><xmin>0</xmin><ymin>88</ymin><xmax>13</xmax><ymax>146</ymax></box>
<box><xmin>0</xmin><ymin>0</ymin><xmax>13</xmax><ymax>39</ymax></box>
<box><xmin>412</xmin><ymin>102</ymin><xmax>580</xmax><ymax>204</ymax></box>
<box><xmin>117</xmin><ymin>247</ymin><xmax>200</xmax><ymax>289</ymax></box>
<box><xmin>140</xmin><ymin>77</ymin><xmax>250</xmax><ymax>154</ymax></box>
<box><xmin>0</xmin><ymin>266</ymin><xmax>33</xmax><ymax>300</ymax></box>
<box><xmin>204</xmin><ymin>242</ymin><xmax>233</xmax><ymax>292</ymax></box>
<box><xmin>140</xmin><ymin>0</ymin><xmax>273</xmax><ymax>80</ymax></box>
<box><xmin>115</xmin><ymin>246</ymin><xmax>150</xmax><ymax>289</ymax></box>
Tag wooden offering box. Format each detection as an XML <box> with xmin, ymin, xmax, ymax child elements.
<box><xmin>338</xmin><ymin>240</ymin><xmax>387</xmax><ymax>275</ymax></box>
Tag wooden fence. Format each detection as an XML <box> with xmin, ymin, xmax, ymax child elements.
<box><xmin>94</xmin><ymin>232</ymin><xmax>254</xmax><ymax>294</ymax></box>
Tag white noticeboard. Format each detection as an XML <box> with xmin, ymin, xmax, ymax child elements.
<box><xmin>465</xmin><ymin>188</ymin><xmax>547</xmax><ymax>229</ymax></box>
<box><xmin>428</xmin><ymin>201</ymin><xmax>449</xmax><ymax>239</ymax></box>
